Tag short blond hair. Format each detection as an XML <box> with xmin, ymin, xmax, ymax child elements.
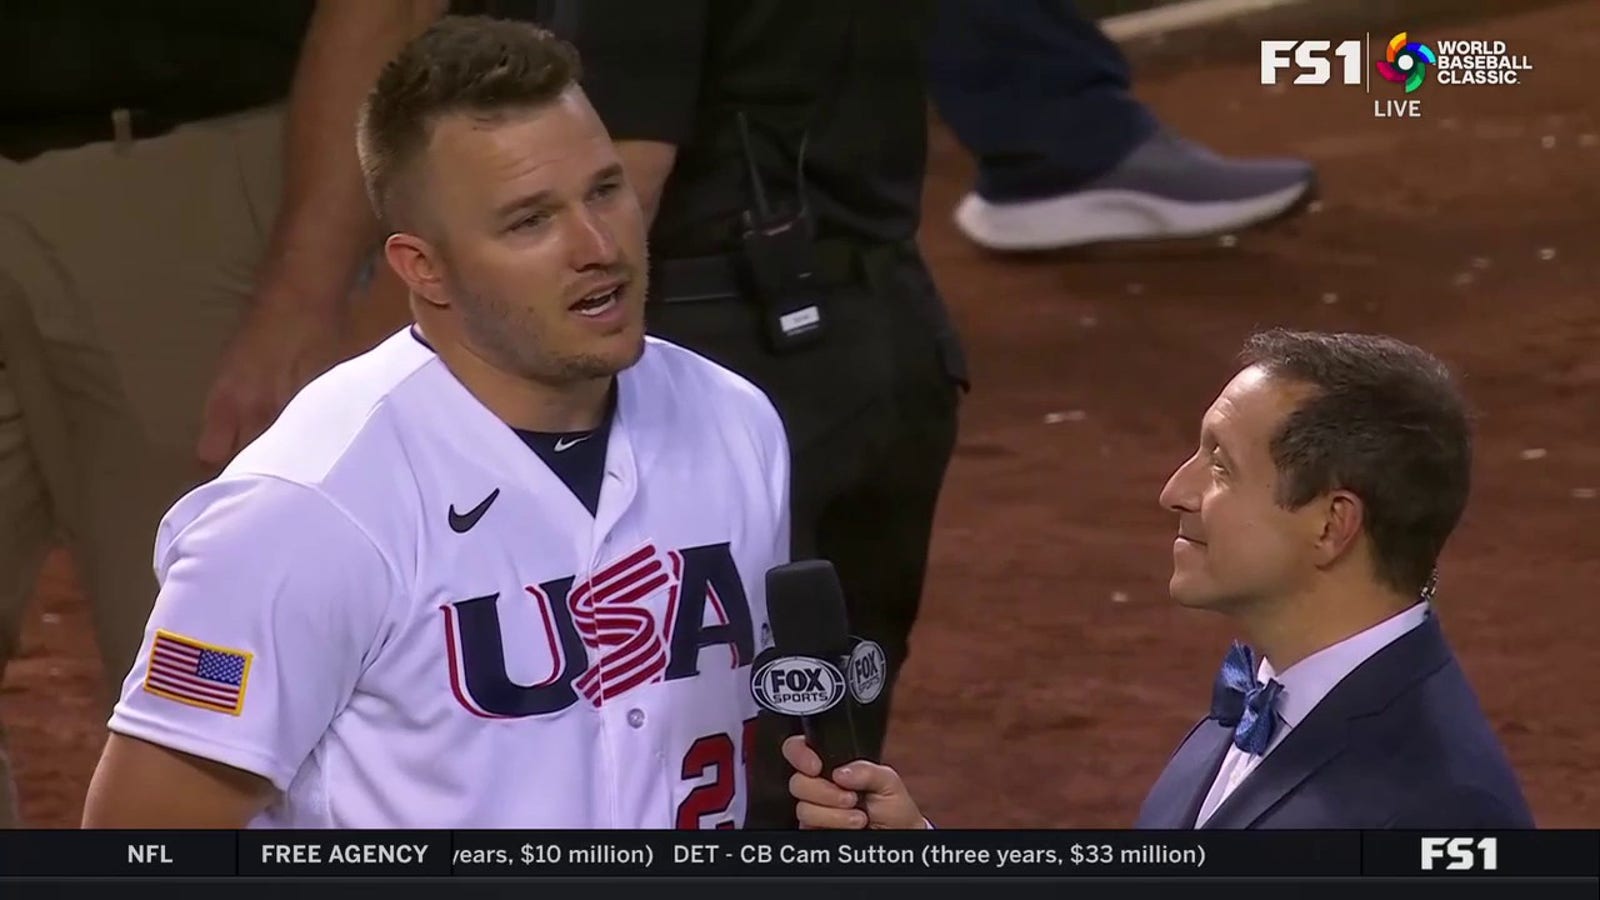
<box><xmin>356</xmin><ymin>15</ymin><xmax>582</xmax><ymax>228</ymax></box>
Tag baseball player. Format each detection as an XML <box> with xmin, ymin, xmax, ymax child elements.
<box><xmin>81</xmin><ymin>17</ymin><xmax>787</xmax><ymax>829</ymax></box>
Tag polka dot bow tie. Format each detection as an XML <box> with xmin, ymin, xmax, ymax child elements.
<box><xmin>1210</xmin><ymin>641</ymin><xmax>1284</xmax><ymax>756</ymax></box>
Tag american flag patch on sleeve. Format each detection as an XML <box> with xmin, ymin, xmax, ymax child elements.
<box><xmin>142</xmin><ymin>630</ymin><xmax>254</xmax><ymax>716</ymax></box>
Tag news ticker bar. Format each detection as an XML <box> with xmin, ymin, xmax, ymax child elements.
<box><xmin>0</xmin><ymin>830</ymin><xmax>1593</xmax><ymax>879</ymax></box>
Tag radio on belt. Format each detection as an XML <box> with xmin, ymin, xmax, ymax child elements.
<box><xmin>734</xmin><ymin>111</ymin><xmax>827</xmax><ymax>354</ymax></box>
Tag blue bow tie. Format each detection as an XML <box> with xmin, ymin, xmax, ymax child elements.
<box><xmin>1211</xmin><ymin>641</ymin><xmax>1283</xmax><ymax>756</ymax></box>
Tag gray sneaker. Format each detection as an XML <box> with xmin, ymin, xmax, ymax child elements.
<box><xmin>954</xmin><ymin>131</ymin><xmax>1317</xmax><ymax>251</ymax></box>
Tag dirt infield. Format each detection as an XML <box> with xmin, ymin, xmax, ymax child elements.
<box><xmin>4</xmin><ymin>1</ymin><xmax>1596</xmax><ymax>828</ymax></box>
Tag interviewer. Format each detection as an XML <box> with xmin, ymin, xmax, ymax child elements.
<box><xmin>785</xmin><ymin>330</ymin><xmax>1533</xmax><ymax>830</ymax></box>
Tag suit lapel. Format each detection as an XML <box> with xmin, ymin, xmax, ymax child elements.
<box><xmin>1199</xmin><ymin>709</ymin><xmax>1347</xmax><ymax>828</ymax></box>
<box><xmin>1135</xmin><ymin>718</ymin><xmax>1234</xmax><ymax>828</ymax></box>
<box><xmin>1200</xmin><ymin>615</ymin><xmax>1454</xmax><ymax>828</ymax></box>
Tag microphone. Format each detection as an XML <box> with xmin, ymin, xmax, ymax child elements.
<box><xmin>752</xmin><ymin>560</ymin><xmax>887</xmax><ymax>775</ymax></box>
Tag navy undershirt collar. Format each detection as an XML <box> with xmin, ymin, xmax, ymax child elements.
<box><xmin>411</xmin><ymin>326</ymin><xmax>614</xmax><ymax>516</ymax></box>
<box><xmin>514</xmin><ymin>388</ymin><xmax>615</xmax><ymax>517</ymax></box>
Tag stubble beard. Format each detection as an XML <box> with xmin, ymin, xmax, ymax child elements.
<box><xmin>453</xmin><ymin>277</ymin><xmax>643</xmax><ymax>387</ymax></box>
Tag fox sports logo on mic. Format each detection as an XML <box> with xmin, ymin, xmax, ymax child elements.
<box><xmin>750</xmin><ymin>654</ymin><xmax>847</xmax><ymax>716</ymax></box>
<box><xmin>846</xmin><ymin>638</ymin><xmax>887</xmax><ymax>704</ymax></box>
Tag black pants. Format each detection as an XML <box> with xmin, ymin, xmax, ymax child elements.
<box><xmin>644</xmin><ymin>240</ymin><xmax>965</xmax><ymax>828</ymax></box>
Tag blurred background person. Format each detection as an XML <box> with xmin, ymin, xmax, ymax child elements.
<box><xmin>927</xmin><ymin>0</ymin><xmax>1317</xmax><ymax>251</ymax></box>
<box><xmin>0</xmin><ymin>0</ymin><xmax>444</xmax><ymax>826</ymax></box>
<box><xmin>473</xmin><ymin>0</ymin><xmax>968</xmax><ymax>827</ymax></box>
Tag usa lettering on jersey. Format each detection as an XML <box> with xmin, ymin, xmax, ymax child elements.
<box><xmin>443</xmin><ymin>541</ymin><xmax>755</xmax><ymax>718</ymax></box>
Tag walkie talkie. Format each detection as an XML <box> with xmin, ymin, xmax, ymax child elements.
<box><xmin>735</xmin><ymin>111</ymin><xmax>828</xmax><ymax>353</ymax></box>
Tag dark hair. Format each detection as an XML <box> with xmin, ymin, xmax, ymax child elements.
<box><xmin>357</xmin><ymin>15</ymin><xmax>582</xmax><ymax>228</ymax></box>
<box><xmin>1238</xmin><ymin>329</ymin><xmax>1472</xmax><ymax>596</ymax></box>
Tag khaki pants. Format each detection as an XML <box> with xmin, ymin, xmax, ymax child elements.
<box><xmin>0</xmin><ymin>104</ymin><xmax>288</xmax><ymax>826</ymax></box>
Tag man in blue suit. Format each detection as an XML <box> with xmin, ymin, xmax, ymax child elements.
<box><xmin>779</xmin><ymin>329</ymin><xmax>1534</xmax><ymax>830</ymax></box>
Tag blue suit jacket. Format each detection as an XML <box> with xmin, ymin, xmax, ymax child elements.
<box><xmin>1134</xmin><ymin>616</ymin><xmax>1534</xmax><ymax>829</ymax></box>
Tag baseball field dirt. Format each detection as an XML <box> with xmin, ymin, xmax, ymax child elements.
<box><xmin>3</xmin><ymin>1</ymin><xmax>1595</xmax><ymax>827</ymax></box>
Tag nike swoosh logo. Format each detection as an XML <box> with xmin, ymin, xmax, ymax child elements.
<box><xmin>554</xmin><ymin>435</ymin><xmax>590</xmax><ymax>452</ymax></box>
<box><xmin>448</xmin><ymin>488</ymin><xmax>500</xmax><ymax>533</ymax></box>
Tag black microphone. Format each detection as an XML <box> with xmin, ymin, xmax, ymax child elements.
<box><xmin>752</xmin><ymin>560</ymin><xmax>887</xmax><ymax>775</ymax></box>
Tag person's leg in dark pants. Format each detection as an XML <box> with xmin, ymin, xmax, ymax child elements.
<box><xmin>814</xmin><ymin>386</ymin><xmax>957</xmax><ymax>757</ymax></box>
<box><xmin>640</xmin><ymin>282</ymin><xmax>918</xmax><ymax>830</ymax></box>
<box><xmin>815</xmin><ymin>250</ymin><xmax>963</xmax><ymax>761</ymax></box>
<box><xmin>928</xmin><ymin>0</ymin><xmax>1317</xmax><ymax>251</ymax></box>
<box><xmin>714</xmin><ymin>250</ymin><xmax>963</xmax><ymax>828</ymax></box>
<box><xmin>927</xmin><ymin>0</ymin><xmax>1157</xmax><ymax>200</ymax></box>
<box><xmin>740</xmin><ymin>387</ymin><xmax>868</xmax><ymax>831</ymax></box>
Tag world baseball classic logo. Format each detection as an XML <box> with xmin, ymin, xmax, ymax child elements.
<box><xmin>1376</xmin><ymin>32</ymin><xmax>1438</xmax><ymax>93</ymax></box>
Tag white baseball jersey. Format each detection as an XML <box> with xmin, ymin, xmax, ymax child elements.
<box><xmin>108</xmin><ymin>328</ymin><xmax>789</xmax><ymax>828</ymax></box>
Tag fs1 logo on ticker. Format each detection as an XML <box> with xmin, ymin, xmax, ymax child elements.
<box><xmin>1420</xmin><ymin>837</ymin><xmax>1499</xmax><ymax>871</ymax></box>
<box><xmin>1260</xmin><ymin>31</ymin><xmax>1533</xmax><ymax>120</ymax></box>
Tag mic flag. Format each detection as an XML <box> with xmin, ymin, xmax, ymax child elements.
<box><xmin>751</xmin><ymin>560</ymin><xmax>887</xmax><ymax>770</ymax></box>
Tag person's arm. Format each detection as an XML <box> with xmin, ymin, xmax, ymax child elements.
<box><xmin>614</xmin><ymin>142</ymin><xmax>677</xmax><ymax>228</ymax></box>
<box><xmin>84</xmin><ymin>736</ymin><xmax>275</xmax><ymax>828</ymax></box>
<box><xmin>82</xmin><ymin>477</ymin><xmax>398</xmax><ymax>827</ymax></box>
<box><xmin>196</xmin><ymin>0</ymin><xmax>447</xmax><ymax>469</ymax></box>
<box><xmin>262</xmin><ymin>0</ymin><xmax>447</xmax><ymax>303</ymax></box>
<box><xmin>544</xmin><ymin>0</ymin><xmax>709</xmax><ymax>228</ymax></box>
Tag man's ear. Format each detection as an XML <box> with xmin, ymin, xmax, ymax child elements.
<box><xmin>383</xmin><ymin>232</ymin><xmax>450</xmax><ymax>311</ymax></box>
<box><xmin>1312</xmin><ymin>489</ymin><xmax>1365</xmax><ymax>567</ymax></box>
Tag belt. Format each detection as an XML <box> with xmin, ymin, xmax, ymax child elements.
<box><xmin>0</xmin><ymin>106</ymin><xmax>219</xmax><ymax>162</ymax></box>
<box><xmin>649</xmin><ymin>237</ymin><xmax>872</xmax><ymax>304</ymax></box>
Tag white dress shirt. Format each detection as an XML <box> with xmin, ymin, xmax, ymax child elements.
<box><xmin>1194</xmin><ymin>602</ymin><xmax>1432</xmax><ymax>827</ymax></box>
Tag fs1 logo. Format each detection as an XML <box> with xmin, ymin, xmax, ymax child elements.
<box><xmin>1260</xmin><ymin>40</ymin><xmax>1362</xmax><ymax>86</ymax></box>
<box><xmin>1420</xmin><ymin>837</ymin><xmax>1499</xmax><ymax>871</ymax></box>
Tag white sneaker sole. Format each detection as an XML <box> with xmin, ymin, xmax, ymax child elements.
<box><xmin>953</xmin><ymin>182</ymin><xmax>1313</xmax><ymax>251</ymax></box>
